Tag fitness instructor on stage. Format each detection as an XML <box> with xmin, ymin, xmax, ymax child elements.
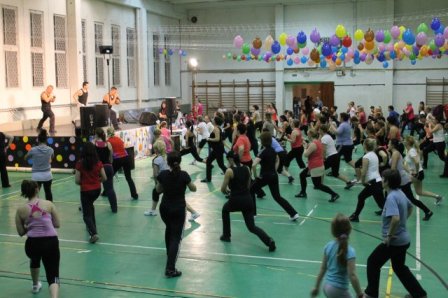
<box><xmin>37</xmin><ymin>85</ymin><xmax>56</xmax><ymax>134</ymax></box>
<box><xmin>102</xmin><ymin>87</ymin><xmax>121</xmax><ymax>130</ymax></box>
<box><xmin>71</xmin><ymin>81</ymin><xmax>89</xmax><ymax>123</ymax></box>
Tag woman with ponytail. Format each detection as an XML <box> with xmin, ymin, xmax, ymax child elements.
<box><xmin>156</xmin><ymin>151</ymin><xmax>197</xmax><ymax>278</ymax></box>
<box><xmin>311</xmin><ymin>213</ymin><xmax>363</xmax><ymax>298</ymax></box>
<box><xmin>180</xmin><ymin>120</ymin><xmax>205</xmax><ymax>163</ymax></box>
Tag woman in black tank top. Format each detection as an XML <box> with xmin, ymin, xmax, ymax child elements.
<box><xmin>201</xmin><ymin>117</ymin><xmax>228</xmax><ymax>183</ymax></box>
<box><xmin>179</xmin><ymin>120</ymin><xmax>205</xmax><ymax>163</ymax></box>
<box><xmin>94</xmin><ymin>128</ymin><xmax>118</xmax><ymax>213</ymax></box>
<box><xmin>219</xmin><ymin>151</ymin><xmax>276</xmax><ymax>251</ymax></box>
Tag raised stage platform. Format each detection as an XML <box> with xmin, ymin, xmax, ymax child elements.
<box><xmin>5</xmin><ymin>123</ymin><xmax>155</xmax><ymax>170</ymax></box>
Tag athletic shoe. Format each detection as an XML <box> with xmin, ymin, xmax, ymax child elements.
<box><xmin>32</xmin><ymin>281</ymin><xmax>42</xmax><ymax>293</ymax></box>
<box><xmin>435</xmin><ymin>195</ymin><xmax>443</xmax><ymax>205</ymax></box>
<box><xmin>329</xmin><ymin>194</ymin><xmax>340</xmax><ymax>203</ymax></box>
<box><xmin>190</xmin><ymin>160</ymin><xmax>197</xmax><ymax>165</ymax></box>
<box><xmin>344</xmin><ymin>181</ymin><xmax>355</xmax><ymax>190</ymax></box>
<box><xmin>2</xmin><ymin>184</ymin><xmax>11</xmax><ymax>188</ymax></box>
<box><xmin>288</xmin><ymin>176</ymin><xmax>294</xmax><ymax>184</ymax></box>
<box><xmin>295</xmin><ymin>192</ymin><xmax>307</xmax><ymax>198</ymax></box>
<box><xmin>132</xmin><ymin>194</ymin><xmax>139</xmax><ymax>200</ymax></box>
<box><xmin>349</xmin><ymin>214</ymin><xmax>359</xmax><ymax>222</ymax></box>
<box><xmin>165</xmin><ymin>269</ymin><xmax>182</xmax><ymax>278</ymax></box>
<box><xmin>422</xmin><ymin>211</ymin><xmax>433</xmax><ymax>221</ymax></box>
<box><xmin>144</xmin><ymin>210</ymin><xmax>157</xmax><ymax>216</ymax></box>
<box><xmin>290</xmin><ymin>213</ymin><xmax>299</xmax><ymax>221</ymax></box>
<box><xmin>200</xmin><ymin>179</ymin><xmax>210</xmax><ymax>183</ymax></box>
<box><xmin>268</xmin><ymin>239</ymin><xmax>276</xmax><ymax>252</ymax></box>
<box><xmin>220</xmin><ymin>235</ymin><xmax>231</xmax><ymax>242</ymax></box>
<box><xmin>374</xmin><ymin>210</ymin><xmax>383</xmax><ymax>216</ymax></box>
<box><xmin>188</xmin><ymin>212</ymin><xmax>200</xmax><ymax>221</ymax></box>
<box><xmin>89</xmin><ymin>234</ymin><xmax>99</xmax><ymax>244</ymax></box>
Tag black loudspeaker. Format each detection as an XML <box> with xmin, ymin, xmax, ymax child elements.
<box><xmin>126</xmin><ymin>147</ymin><xmax>135</xmax><ymax>170</ymax></box>
<box><xmin>139</xmin><ymin>112</ymin><xmax>157</xmax><ymax>125</ymax></box>
<box><xmin>80</xmin><ymin>106</ymin><xmax>96</xmax><ymax>136</ymax></box>
<box><xmin>95</xmin><ymin>104</ymin><xmax>109</xmax><ymax>127</ymax></box>
<box><xmin>165</xmin><ymin>97</ymin><xmax>177</xmax><ymax>117</ymax></box>
<box><xmin>99</xmin><ymin>45</ymin><xmax>113</xmax><ymax>54</ymax></box>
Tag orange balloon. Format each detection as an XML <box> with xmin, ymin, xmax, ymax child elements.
<box><xmin>252</xmin><ymin>37</ymin><xmax>262</xmax><ymax>49</ymax></box>
<box><xmin>365</xmin><ymin>41</ymin><xmax>375</xmax><ymax>51</ymax></box>
<box><xmin>364</xmin><ymin>28</ymin><xmax>374</xmax><ymax>42</ymax></box>
<box><xmin>335</xmin><ymin>58</ymin><xmax>342</xmax><ymax>66</ymax></box>
<box><xmin>357</xmin><ymin>43</ymin><xmax>364</xmax><ymax>51</ymax></box>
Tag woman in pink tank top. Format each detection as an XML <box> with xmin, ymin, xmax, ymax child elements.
<box><xmin>296</xmin><ymin>129</ymin><xmax>339</xmax><ymax>202</ymax></box>
<box><xmin>15</xmin><ymin>180</ymin><xmax>61</xmax><ymax>297</ymax></box>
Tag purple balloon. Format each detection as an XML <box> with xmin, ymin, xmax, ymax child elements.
<box><xmin>360</xmin><ymin>53</ymin><xmax>367</xmax><ymax>61</ymax></box>
<box><xmin>431</xmin><ymin>17</ymin><xmax>441</xmax><ymax>31</ymax></box>
<box><xmin>310</xmin><ymin>28</ymin><xmax>321</xmax><ymax>44</ymax></box>
<box><xmin>416</xmin><ymin>32</ymin><xmax>427</xmax><ymax>46</ymax></box>
<box><xmin>376</xmin><ymin>30</ymin><xmax>385</xmax><ymax>42</ymax></box>
<box><xmin>251</xmin><ymin>47</ymin><xmax>261</xmax><ymax>56</ymax></box>
<box><xmin>435</xmin><ymin>34</ymin><xmax>445</xmax><ymax>47</ymax></box>
<box><xmin>286</xmin><ymin>36</ymin><xmax>296</xmax><ymax>47</ymax></box>
<box><xmin>391</xmin><ymin>26</ymin><xmax>400</xmax><ymax>39</ymax></box>
<box><xmin>321</xmin><ymin>42</ymin><xmax>332</xmax><ymax>56</ymax></box>
<box><xmin>286</xmin><ymin>47</ymin><xmax>294</xmax><ymax>55</ymax></box>
<box><xmin>329</xmin><ymin>34</ymin><xmax>340</xmax><ymax>47</ymax></box>
<box><xmin>412</xmin><ymin>45</ymin><xmax>420</xmax><ymax>56</ymax></box>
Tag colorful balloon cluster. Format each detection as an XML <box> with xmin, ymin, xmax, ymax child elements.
<box><xmin>227</xmin><ymin>17</ymin><xmax>448</xmax><ymax>69</ymax></box>
<box><xmin>158</xmin><ymin>48</ymin><xmax>188</xmax><ymax>57</ymax></box>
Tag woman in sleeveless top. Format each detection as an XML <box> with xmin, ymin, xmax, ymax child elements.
<box><xmin>296</xmin><ymin>129</ymin><xmax>339</xmax><ymax>202</ymax></box>
<box><xmin>349</xmin><ymin>138</ymin><xmax>385</xmax><ymax>222</ymax></box>
<box><xmin>180</xmin><ymin>120</ymin><xmax>205</xmax><ymax>163</ymax></box>
<box><xmin>94</xmin><ymin>128</ymin><xmax>117</xmax><ymax>213</ymax></box>
<box><xmin>284</xmin><ymin>119</ymin><xmax>306</xmax><ymax>171</ymax></box>
<box><xmin>422</xmin><ymin>116</ymin><xmax>445</xmax><ymax>169</ymax></box>
<box><xmin>220</xmin><ymin>151</ymin><xmax>276</xmax><ymax>251</ymax></box>
<box><xmin>202</xmin><ymin>116</ymin><xmax>227</xmax><ymax>183</ymax></box>
<box><xmin>15</xmin><ymin>180</ymin><xmax>60</xmax><ymax>297</ymax></box>
<box><xmin>389</xmin><ymin>139</ymin><xmax>433</xmax><ymax>221</ymax></box>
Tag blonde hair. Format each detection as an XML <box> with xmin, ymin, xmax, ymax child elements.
<box><xmin>364</xmin><ymin>138</ymin><xmax>377</xmax><ymax>152</ymax></box>
<box><xmin>405</xmin><ymin>135</ymin><xmax>419</xmax><ymax>154</ymax></box>
<box><xmin>153</xmin><ymin>140</ymin><xmax>166</xmax><ymax>157</ymax></box>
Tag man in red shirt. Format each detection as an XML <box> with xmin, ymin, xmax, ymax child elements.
<box><xmin>402</xmin><ymin>102</ymin><xmax>415</xmax><ymax>136</ymax></box>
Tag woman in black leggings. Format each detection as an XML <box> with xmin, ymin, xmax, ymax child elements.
<box><xmin>251</xmin><ymin>132</ymin><xmax>299</xmax><ymax>220</ymax></box>
<box><xmin>220</xmin><ymin>151</ymin><xmax>276</xmax><ymax>251</ymax></box>
<box><xmin>15</xmin><ymin>180</ymin><xmax>61</xmax><ymax>297</ymax></box>
<box><xmin>156</xmin><ymin>151</ymin><xmax>197</xmax><ymax>278</ymax></box>
<box><xmin>180</xmin><ymin>120</ymin><xmax>205</xmax><ymax>163</ymax></box>
<box><xmin>202</xmin><ymin>116</ymin><xmax>227</xmax><ymax>183</ymax></box>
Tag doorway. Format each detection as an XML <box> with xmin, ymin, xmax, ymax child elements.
<box><xmin>292</xmin><ymin>82</ymin><xmax>335</xmax><ymax>108</ymax></box>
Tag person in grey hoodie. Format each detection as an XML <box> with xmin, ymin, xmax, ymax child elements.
<box><xmin>24</xmin><ymin>129</ymin><xmax>54</xmax><ymax>201</ymax></box>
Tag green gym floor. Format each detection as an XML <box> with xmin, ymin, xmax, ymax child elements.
<box><xmin>0</xmin><ymin>148</ymin><xmax>447</xmax><ymax>297</ymax></box>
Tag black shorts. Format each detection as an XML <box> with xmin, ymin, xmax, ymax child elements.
<box><xmin>355</xmin><ymin>157</ymin><xmax>363</xmax><ymax>169</ymax></box>
<box><xmin>25</xmin><ymin>236</ymin><xmax>60</xmax><ymax>286</ymax></box>
<box><xmin>324</xmin><ymin>154</ymin><xmax>340</xmax><ymax>177</ymax></box>
<box><xmin>337</xmin><ymin>145</ymin><xmax>354</xmax><ymax>162</ymax></box>
<box><xmin>414</xmin><ymin>170</ymin><xmax>424</xmax><ymax>181</ymax></box>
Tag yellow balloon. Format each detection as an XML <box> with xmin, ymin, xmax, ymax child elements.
<box><xmin>279</xmin><ymin>33</ymin><xmax>288</xmax><ymax>46</ymax></box>
<box><xmin>56</xmin><ymin>155</ymin><xmax>63</xmax><ymax>162</ymax></box>
<box><xmin>23</xmin><ymin>136</ymin><xmax>28</xmax><ymax>143</ymax></box>
<box><xmin>405</xmin><ymin>45</ymin><xmax>412</xmax><ymax>51</ymax></box>
<box><xmin>354</xmin><ymin>29</ymin><xmax>364</xmax><ymax>41</ymax></box>
<box><xmin>335</xmin><ymin>24</ymin><xmax>346</xmax><ymax>38</ymax></box>
<box><xmin>398</xmin><ymin>26</ymin><xmax>406</xmax><ymax>40</ymax></box>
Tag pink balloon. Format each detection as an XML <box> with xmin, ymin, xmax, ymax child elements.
<box><xmin>344</xmin><ymin>55</ymin><xmax>351</xmax><ymax>63</ymax></box>
<box><xmin>294</xmin><ymin>56</ymin><xmax>300</xmax><ymax>64</ymax></box>
<box><xmin>378</xmin><ymin>43</ymin><xmax>386</xmax><ymax>52</ymax></box>
<box><xmin>347</xmin><ymin>48</ymin><xmax>354</xmax><ymax>57</ymax></box>
<box><xmin>307</xmin><ymin>60</ymin><xmax>314</xmax><ymax>66</ymax></box>
<box><xmin>391</xmin><ymin>26</ymin><xmax>400</xmax><ymax>39</ymax></box>
<box><xmin>416</xmin><ymin>32</ymin><xmax>427</xmax><ymax>46</ymax></box>
<box><xmin>386</xmin><ymin>44</ymin><xmax>394</xmax><ymax>51</ymax></box>
<box><xmin>286</xmin><ymin>36</ymin><xmax>296</xmax><ymax>47</ymax></box>
<box><xmin>233</xmin><ymin>35</ymin><xmax>244</xmax><ymax>49</ymax></box>
<box><xmin>302</xmin><ymin>47</ymin><xmax>310</xmax><ymax>55</ymax></box>
<box><xmin>444</xmin><ymin>27</ymin><xmax>448</xmax><ymax>39</ymax></box>
<box><xmin>402</xmin><ymin>47</ymin><xmax>410</xmax><ymax>56</ymax></box>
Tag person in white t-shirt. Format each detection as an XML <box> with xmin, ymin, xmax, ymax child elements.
<box><xmin>205</xmin><ymin>115</ymin><xmax>214</xmax><ymax>134</ymax></box>
<box><xmin>196</xmin><ymin>116</ymin><xmax>210</xmax><ymax>156</ymax></box>
<box><xmin>349</xmin><ymin>138</ymin><xmax>385</xmax><ymax>222</ymax></box>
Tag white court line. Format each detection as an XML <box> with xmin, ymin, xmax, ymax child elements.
<box><xmin>300</xmin><ymin>205</ymin><xmax>317</xmax><ymax>226</ymax></box>
<box><xmin>0</xmin><ymin>233</ymin><xmax>417</xmax><ymax>270</ymax></box>
<box><xmin>415</xmin><ymin>200</ymin><xmax>422</xmax><ymax>280</ymax></box>
<box><xmin>0</xmin><ymin>175</ymin><xmax>73</xmax><ymax>199</ymax></box>
<box><xmin>273</xmin><ymin>222</ymin><xmax>297</xmax><ymax>226</ymax></box>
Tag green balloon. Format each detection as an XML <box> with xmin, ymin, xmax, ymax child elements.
<box><xmin>298</xmin><ymin>42</ymin><xmax>307</xmax><ymax>48</ymax></box>
<box><xmin>242</xmin><ymin>43</ymin><xmax>250</xmax><ymax>55</ymax></box>
<box><xmin>383</xmin><ymin>30</ymin><xmax>392</xmax><ymax>43</ymax></box>
<box><xmin>227</xmin><ymin>52</ymin><xmax>232</xmax><ymax>59</ymax></box>
<box><xmin>258</xmin><ymin>55</ymin><xmax>262</xmax><ymax>61</ymax></box>
<box><xmin>417</xmin><ymin>23</ymin><xmax>428</xmax><ymax>34</ymax></box>
<box><xmin>409</xmin><ymin>53</ymin><xmax>416</xmax><ymax>60</ymax></box>
<box><xmin>237</xmin><ymin>55</ymin><xmax>241</xmax><ymax>61</ymax></box>
<box><xmin>429</xmin><ymin>40</ymin><xmax>437</xmax><ymax>51</ymax></box>
<box><xmin>317</xmin><ymin>44</ymin><xmax>322</xmax><ymax>53</ymax></box>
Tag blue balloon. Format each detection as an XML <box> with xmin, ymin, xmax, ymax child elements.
<box><xmin>341</xmin><ymin>47</ymin><xmax>348</xmax><ymax>53</ymax></box>
<box><xmin>411</xmin><ymin>60</ymin><xmax>417</xmax><ymax>65</ymax></box>
<box><xmin>331</xmin><ymin>54</ymin><xmax>337</xmax><ymax>62</ymax></box>
<box><xmin>390</xmin><ymin>51</ymin><xmax>396</xmax><ymax>59</ymax></box>
<box><xmin>435</xmin><ymin>25</ymin><xmax>445</xmax><ymax>35</ymax></box>
<box><xmin>383</xmin><ymin>61</ymin><xmax>389</xmax><ymax>68</ymax></box>
<box><xmin>354</xmin><ymin>57</ymin><xmax>360</xmax><ymax>64</ymax></box>
<box><xmin>297</xmin><ymin>31</ymin><xmax>307</xmax><ymax>44</ymax></box>
<box><xmin>354</xmin><ymin>50</ymin><xmax>360</xmax><ymax>59</ymax></box>
<box><xmin>320</xmin><ymin>60</ymin><xmax>327</xmax><ymax>68</ymax></box>
<box><xmin>246</xmin><ymin>55</ymin><xmax>251</xmax><ymax>61</ymax></box>
<box><xmin>286</xmin><ymin>47</ymin><xmax>294</xmax><ymax>55</ymax></box>
<box><xmin>377</xmin><ymin>52</ymin><xmax>385</xmax><ymax>62</ymax></box>
<box><xmin>300</xmin><ymin>56</ymin><xmax>308</xmax><ymax>64</ymax></box>
<box><xmin>431</xmin><ymin>17</ymin><xmax>441</xmax><ymax>31</ymax></box>
<box><xmin>271</xmin><ymin>41</ymin><xmax>281</xmax><ymax>54</ymax></box>
<box><xmin>321</xmin><ymin>43</ymin><xmax>332</xmax><ymax>56</ymax></box>
<box><xmin>168</xmin><ymin>49</ymin><xmax>173</xmax><ymax>56</ymax></box>
<box><xmin>340</xmin><ymin>54</ymin><xmax>345</xmax><ymax>60</ymax></box>
<box><xmin>402</xmin><ymin>29</ymin><xmax>415</xmax><ymax>45</ymax></box>
<box><xmin>182</xmin><ymin>51</ymin><xmax>187</xmax><ymax>56</ymax></box>
<box><xmin>331</xmin><ymin>46</ymin><xmax>338</xmax><ymax>53</ymax></box>
<box><xmin>287</xmin><ymin>58</ymin><xmax>293</xmax><ymax>66</ymax></box>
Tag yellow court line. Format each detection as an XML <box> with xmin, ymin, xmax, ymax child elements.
<box><xmin>385</xmin><ymin>263</ymin><xmax>394</xmax><ymax>297</ymax></box>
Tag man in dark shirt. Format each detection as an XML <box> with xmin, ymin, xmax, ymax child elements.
<box><xmin>0</xmin><ymin>132</ymin><xmax>13</xmax><ymax>188</ymax></box>
<box><xmin>37</xmin><ymin>85</ymin><xmax>56</xmax><ymax>133</ymax></box>
<box><xmin>72</xmin><ymin>81</ymin><xmax>89</xmax><ymax>124</ymax></box>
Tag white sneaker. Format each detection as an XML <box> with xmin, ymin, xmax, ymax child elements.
<box><xmin>190</xmin><ymin>160</ymin><xmax>197</xmax><ymax>165</ymax></box>
<box><xmin>188</xmin><ymin>212</ymin><xmax>200</xmax><ymax>221</ymax></box>
<box><xmin>290</xmin><ymin>213</ymin><xmax>299</xmax><ymax>221</ymax></box>
<box><xmin>435</xmin><ymin>196</ymin><xmax>443</xmax><ymax>205</ymax></box>
<box><xmin>32</xmin><ymin>281</ymin><xmax>42</xmax><ymax>293</ymax></box>
<box><xmin>144</xmin><ymin>210</ymin><xmax>158</xmax><ymax>216</ymax></box>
